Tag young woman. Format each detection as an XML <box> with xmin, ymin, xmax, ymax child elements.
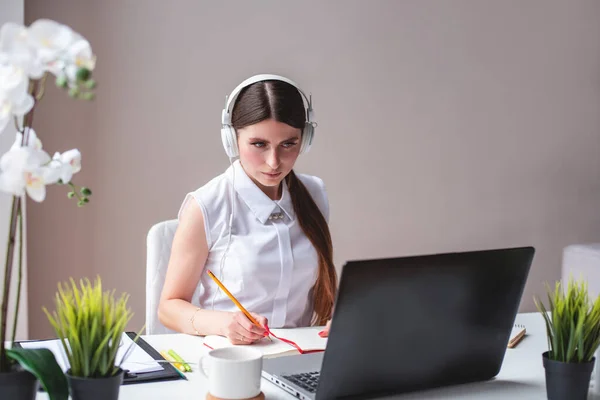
<box><xmin>158</xmin><ymin>74</ymin><xmax>336</xmax><ymax>344</ymax></box>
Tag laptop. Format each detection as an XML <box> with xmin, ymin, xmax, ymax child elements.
<box><xmin>262</xmin><ymin>246</ymin><xmax>535</xmax><ymax>400</ymax></box>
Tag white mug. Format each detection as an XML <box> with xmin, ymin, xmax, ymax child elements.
<box><xmin>200</xmin><ymin>347</ymin><xmax>263</xmax><ymax>399</ymax></box>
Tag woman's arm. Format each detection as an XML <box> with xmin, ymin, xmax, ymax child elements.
<box><xmin>157</xmin><ymin>200</ymin><xmax>267</xmax><ymax>343</ymax></box>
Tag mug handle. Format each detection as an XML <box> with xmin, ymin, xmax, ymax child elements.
<box><xmin>199</xmin><ymin>355</ymin><xmax>210</xmax><ymax>379</ymax></box>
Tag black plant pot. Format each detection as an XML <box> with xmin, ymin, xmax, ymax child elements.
<box><xmin>66</xmin><ymin>368</ymin><xmax>124</xmax><ymax>400</ymax></box>
<box><xmin>542</xmin><ymin>351</ymin><xmax>595</xmax><ymax>400</ymax></box>
<box><xmin>0</xmin><ymin>367</ymin><xmax>39</xmax><ymax>400</ymax></box>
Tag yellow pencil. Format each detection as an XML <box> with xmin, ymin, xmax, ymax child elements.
<box><xmin>207</xmin><ymin>270</ymin><xmax>272</xmax><ymax>341</ymax></box>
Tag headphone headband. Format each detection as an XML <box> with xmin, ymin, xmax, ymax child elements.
<box><xmin>220</xmin><ymin>74</ymin><xmax>316</xmax><ymax>159</ymax></box>
<box><xmin>221</xmin><ymin>74</ymin><xmax>313</xmax><ymax>126</ymax></box>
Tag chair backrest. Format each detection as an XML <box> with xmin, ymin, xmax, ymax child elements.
<box><xmin>145</xmin><ymin>219</ymin><xmax>180</xmax><ymax>335</ymax></box>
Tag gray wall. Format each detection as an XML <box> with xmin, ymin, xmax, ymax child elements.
<box><xmin>25</xmin><ymin>0</ymin><xmax>600</xmax><ymax>338</ymax></box>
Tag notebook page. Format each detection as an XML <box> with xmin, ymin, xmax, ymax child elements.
<box><xmin>116</xmin><ymin>333</ymin><xmax>162</xmax><ymax>373</ymax></box>
<box><xmin>203</xmin><ymin>326</ymin><xmax>328</xmax><ymax>357</ymax></box>
<box><xmin>21</xmin><ymin>338</ymin><xmax>70</xmax><ymax>371</ymax></box>
<box><xmin>203</xmin><ymin>335</ymin><xmax>296</xmax><ymax>357</ymax></box>
<box><xmin>269</xmin><ymin>326</ymin><xmax>327</xmax><ymax>351</ymax></box>
<box><xmin>20</xmin><ymin>334</ymin><xmax>162</xmax><ymax>374</ymax></box>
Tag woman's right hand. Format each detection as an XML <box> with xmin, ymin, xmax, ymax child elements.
<box><xmin>222</xmin><ymin>312</ymin><xmax>268</xmax><ymax>345</ymax></box>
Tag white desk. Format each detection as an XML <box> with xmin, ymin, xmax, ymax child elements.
<box><xmin>35</xmin><ymin>313</ymin><xmax>600</xmax><ymax>399</ymax></box>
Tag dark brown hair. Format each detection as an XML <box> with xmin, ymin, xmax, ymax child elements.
<box><xmin>231</xmin><ymin>79</ymin><xmax>337</xmax><ymax>325</ymax></box>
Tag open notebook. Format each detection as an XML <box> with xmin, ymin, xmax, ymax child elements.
<box><xmin>18</xmin><ymin>332</ymin><xmax>163</xmax><ymax>374</ymax></box>
<box><xmin>203</xmin><ymin>326</ymin><xmax>328</xmax><ymax>358</ymax></box>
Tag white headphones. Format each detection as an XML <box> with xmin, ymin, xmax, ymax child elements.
<box><xmin>220</xmin><ymin>74</ymin><xmax>316</xmax><ymax>159</ymax></box>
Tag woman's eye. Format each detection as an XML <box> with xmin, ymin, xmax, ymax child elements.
<box><xmin>282</xmin><ymin>142</ymin><xmax>297</xmax><ymax>148</ymax></box>
<box><xmin>251</xmin><ymin>142</ymin><xmax>266</xmax><ymax>148</ymax></box>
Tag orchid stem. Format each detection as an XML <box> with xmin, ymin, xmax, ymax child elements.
<box><xmin>13</xmin><ymin>117</ymin><xmax>23</xmax><ymax>133</ymax></box>
<box><xmin>35</xmin><ymin>73</ymin><xmax>48</xmax><ymax>101</ymax></box>
<box><xmin>68</xmin><ymin>182</ymin><xmax>85</xmax><ymax>202</ymax></box>
<box><xmin>0</xmin><ymin>196</ymin><xmax>21</xmax><ymax>371</ymax></box>
<box><xmin>0</xmin><ymin>78</ymin><xmax>38</xmax><ymax>372</ymax></box>
<box><xmin>11</xmin><ymin>204</ymin><xmax>23</xmax><ymax>345</ymax></box>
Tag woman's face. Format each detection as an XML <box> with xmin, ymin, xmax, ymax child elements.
<box><xmin>237</xmin><ymin>118</ymin><xmax>301</xmax><ymax>199</ymax></box>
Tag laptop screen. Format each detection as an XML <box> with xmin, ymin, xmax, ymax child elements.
<box><xmin>316</xmin><ymin>246</ymin><xmax>534</xmax><ymax>399</ymax></box>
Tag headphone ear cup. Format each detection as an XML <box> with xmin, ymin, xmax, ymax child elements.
<box><xmin>300</xmin><ymin>123</ymin><xmax>314</xmax><ymax>154</ymax></box>
<box><xmin>221</xmin><ymin>126</ymin><xmax>239</xmax><ymax>158</ymax></box>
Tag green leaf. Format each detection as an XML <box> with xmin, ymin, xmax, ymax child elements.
<box><xmin>6</xmin><ymin>348</ymin><xmax>68</xmax><ymax>400</ymax></box>
<box><xmin>44</xmin><ymin>276</ymin><xmax>137</xmax><ymax>378</ymax></box>
<box><xmin>535</xmin><ymin>276</ymin><xmax>600</xmax><ymax>363</ymax></box>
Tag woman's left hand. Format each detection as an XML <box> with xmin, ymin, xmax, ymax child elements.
<box><xmin>318</xmin><ymin>320</ymin><xmax>331</xmax><ymax>337</ymax></box>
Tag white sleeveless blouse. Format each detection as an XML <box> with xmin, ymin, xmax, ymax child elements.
<box><xmin>178</xmin><ymin>160</ymin><xmax>329</xmax><ymax>328</ymax></box>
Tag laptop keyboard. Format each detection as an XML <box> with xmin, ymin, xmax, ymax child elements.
<box><xmin>282</xmin><ymin>371</ymin><xmax>320</xmax><ymax>393</ymax></box>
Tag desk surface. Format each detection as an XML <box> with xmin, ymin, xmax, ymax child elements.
<box><xmin>35</xmin><ymin>313</ymin><xmax>600</xmax><ymax>399</ymax></box>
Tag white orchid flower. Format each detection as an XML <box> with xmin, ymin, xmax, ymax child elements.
<box><xmin>27</xmin><ymin>20</ymin><xmax>74</xmax><ymax>81</ymax></box>
<box><xmin>11</xmin><ymin>128</ymin><xmax>42</xmax><ymax>150</ymax></box>
<box><xmin>0</xmin><ymin>159</ymin><xmax>27</xmax><ymax>196</ymax></box>
<box><xmin>0</xmin><ymin>19</ymin><xmax>94</xmax><ymax>84</ymax></box>
<box><xmin>51</xmin><ymin>33</ymin><xmax>95</xmax><ymax>87</ymax></box>
<box><xmin>60</xmin><ymin>149</ymin><xmax>81</xmax><ymax>173</ymax></box>
<box><xmin>42</xmin><ymin>156</ymin><xmax>62</xmax><ymax>185</ymax></box>
<box><xmin>0</xmin><ymin>168</ymin><xmax>25</xmax><ymax>196</ymax></box>
<box><xmin>0</xmin><ymin>147</ymin><xmax>31</xmax><ymax>184</ymax></box>
<box><xmin>69</xmin><ymin>36</ymin><xmax>95</xmax><ymax>71</ymax></box>
<box><xmin>64</xmin><ymin>42</ymin><xmax>95</xmax><ymax>83</ymax></box>
<box><xmin>0</xmin><ymin>66</ymin><xmax>34</xmax><ymax>133</ymax></box>
<box><xmin>27</xmin><ymin>19</ymin><xmax>73</xmax><ymax>65</ymax></box>
<box><xmin>22</xmin><ymin>168</ymin><xmax>47</xmax><ymax>201</ymax></box>
<box><xmin>0</xmin><ymin>62</ymin><xmax>27</xmax><ymax>92</ymax></box>
<box><xmin>0</xmin><ymin>145</ymin><xmax>51</xmax><ymax>201</ymax></box>
<box><xmin>27</xmin><ymin>22</ymin><xmax>94</xmax><ymax>87</ymax></box>
<box><xmin>0</xmin><ymin>23</ymin><xmax>44</xmax><ymax>78</ymax></box>
<box><xmin>46</xmin><ymin>149</ymin><xmax>81</xmax><ymax>184</ymax></box>
<box><xmin>0</xmin><ymin>144</ymin><xmax>50</xmax><ymax>173</ymax></box>
<box><xmin>0</xmin><ymin>23</ymin><xmax>29</xmax><ymax>62</ymax></box>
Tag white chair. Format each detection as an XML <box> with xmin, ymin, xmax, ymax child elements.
<box><xmin>561</xmin><ymin>243</ymin><xmax>600</xmax><ymax>297</ymax></box>
<box><xmin>145</xmin><ymin>219</ymin><xmax>180</xmax><ymax>335</ymax></box>
<box><xmin>146</xmin><ymin>219</ymin><xmax>205</xmax><ymax>334</ymax></box>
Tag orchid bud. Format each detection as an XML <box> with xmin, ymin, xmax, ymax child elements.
<box><xmin>55</xmin><ymin>75</ymin><xmax>68</xmax><ymax>88</ymax></box>
<box><xmin>76</xmin><ymin>67</ymin><xmax>91</xmax><ymax>82</ymax></box>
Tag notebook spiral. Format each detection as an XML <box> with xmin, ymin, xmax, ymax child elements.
<box><xmin>507</xmin><ymin>324</ymin><xmax>526</xmax><ymax>348</ymax></box>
